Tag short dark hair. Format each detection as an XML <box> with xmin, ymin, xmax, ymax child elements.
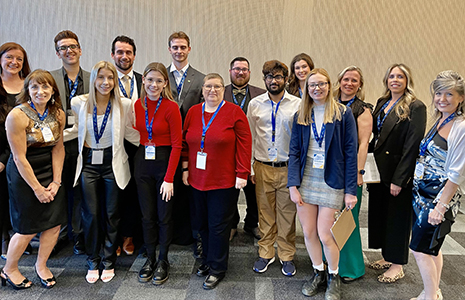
<box><xmin>262</xmin><ymin>60</ymin><xmax>289</xmax><ymax>78</ymax></box>
<box><xmin>168</xmin><ymin>31</ymin><xmax>190</xmax><ymax>47</ymax></box>
<box><xmin>230</xmin><ymin>57</ymin><xmax>250</xmax><ymax>69</ymax></box>
<box><xmin>111</xmin><ymin>36</ymin><xmax>136</xmax><ymax>55</ymax></box>
<box><xmin>54</xmin><ymin>30</ymin><xmax>80</xmax><ymax>51</ymax></box>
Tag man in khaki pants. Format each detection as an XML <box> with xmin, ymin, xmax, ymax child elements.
<box><xmin>247</xmin><ymin>60</ymin><xmax>301</xmax><ymax>276</ymax></box>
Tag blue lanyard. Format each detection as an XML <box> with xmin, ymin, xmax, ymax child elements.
<box><xmin>201</xmin><ymin>100</ymin><xmax>224</xmax><ymax>150</ymax></box>
<box><xmin>270</xmin><ymin>96</ymin><xmax>284</xmax><ymax>144</ymax></box>
<box><xmin>144</xmin><ymin>96</ymin><xmax>162</xmax><ymax>141</ymax></box>
<box><xmin>339</xmin><ymin>96</ymin><xmax>356</xmax><ymax>107</ymax></box>
<box><xmin>419</xmin><ymin>113</ymin><xmax>455</xmax><ymax>156</ymax></box>
<box><xmin>118</xmin><ymin>76</ymin><xmax>134</xmax><ymax>99</ymax></box>
<box><xmin>298</xmin><ymin>87</ymin><xmax>302</xmax><ymax>98</ymax></box>
<box><xmin>311</xmin><ymin>108</ymin><xmax>326</xmax><ymax>148</ymax></box>
<box><xmin>67</xmin><ymin>74</ymin><xmax>79</xmax><ymax>101</ymax></box>
<box><xmin>232</xmin><ymin>86</ymin><xmax>248</xmax><ymax>109</ymax></box>
<box><xmin>29</xmin><ymin>100</ymin><xmax>48</xmax><ymax>121</ymax></box>
<box><xmin>377</xmin><ymin>96</ymin><xmax>401</xmax><ymax>133</ymax></box>
<box><xmin>92</xmin><ymin>100</ymin><xmax>112</xmax><ymax>145</ymax></box>
<box><xmin>176</xmin><ymin>70</ymin><xmax>188</xmax><ymax>95</ymax></box>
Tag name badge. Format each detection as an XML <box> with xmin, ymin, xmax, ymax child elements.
<box><xmin>414</xmin><ymin>161</ymin><xmax>425</xmax><ymax>180</ymax></box>
<box><xmin>145</xmin><ymin>142</ymin><xmax>156</xmax><ymax>160</ymax></box>
<box><xmin>313</xmin><ymin>153</ymin><xmax>325</xmax><ymax>169</ymax></box>
<box><xmin>196</xmin><ymin>151</ymin><xmax>207</xmax><ymax>170</ymax></box>
<box><xmin>92</xmin><ymin>149</ymin><xmax>104</xmax><ymax>165</ymax></box>
<box><xmin>268</xmin><ymin>147</ymin><xmax>278</xmax><ymax>161</ymax></box>
<box><xmin>41</xmin><ymin>125</ymin><xmax>55</xmax><ymax>143</ymax></box>
<box><xmin>67</xmin><ymin>109</ymin><xmax>75</xmax><ymax>125</ymax></box>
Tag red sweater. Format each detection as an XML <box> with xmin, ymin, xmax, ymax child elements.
<box><xmin>134</xmin><ymin>97</ymin><xmax>182</xmax><ymax>183</ymax></box>
<box><xmin>182</xmin><ymin>101</ymin><xmax>252</xmax><ymax>191</ymax></box>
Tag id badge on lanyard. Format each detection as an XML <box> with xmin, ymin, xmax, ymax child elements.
<box><xmin>196</xmin><ymin>151</ymin><xmax>207</xmax><ymax>170</ymax></box>
<box><xmin>313</xmin><ymin>153</ymin><xmax>325</xmax><ymax>169</ymax></box>
<box><xmin>414</xmin><ymin>158</ymin><xmax>425</xmax><ymax>180</ymax></box>
<box><xmin>67</xmin><ymin>109</ymin><xmax>75</xmax><ymax>125</ymax></box>
<box><xmin>92</xmin><ymin>149</ymin><xmax>104</xmax><ymax>165</ymax></box>
<box><xmin>145</xmin><ymin>142</ymin><xmax>156</xmax><ymax>160</ymax></box>
<box><xmin>41</xmin><ymin>125</ymin><xmax>55</xmax><ymax>143</ymax></box>
<box><xmin>268</xmin><ymin>145</ymin><xmax>278</xmax><ymax>161</ymax></box>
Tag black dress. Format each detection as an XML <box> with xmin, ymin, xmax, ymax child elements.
<box><xmin>6</xmin><ymin>104</ymin><xmax>65</xmax><ymax>234</ymax></box>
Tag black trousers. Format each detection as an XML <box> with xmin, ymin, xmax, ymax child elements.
<box><xmin>80</xmin><ymin>147</ymin><xmax>121</xmax><ymax>270</ymax></box>
<box><xmin>192</xmin><ymin>186</ymin><xmax>239</xmax><ymax>275</ymax></box>
<box><xmin>59</xmin><ymin>138</ymin><xmax>83</xmax><ymax>243</ymax></box>
<box><xmin>134</xmin><ymin>145</ymin><xmax>173</xmax><ymax>261</ymax></box>
<box><xmin>231</xmin><ymin>178</ymin><xmax>258</xmax><ymax>229</ymax></box>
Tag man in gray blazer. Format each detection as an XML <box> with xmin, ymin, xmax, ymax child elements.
<box><xmin>166</xmin><ymin>31</ymin><xmax>204</xmax><ymax>256</ymax></box>
<box><xmin>50</xmin><ymin>30</ymin><xmax>90</xmax><ymax>256</ymax></box>
<box><xmin>224</xmin><ymin>57</ymin><xmax>265</xmax><ymax>242</ymax></box>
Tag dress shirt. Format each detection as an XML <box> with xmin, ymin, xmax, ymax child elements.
<box><xmin>169</xmin><ymin>63</ymin><xmax>190</xmax><ymax>98</ymax></box>
<box><xmin>117</xmin><ymin>69</ymin><xmax>139</xmax><ymax>102</ymax></box>
<box><xmin>247</xmin><ymin>91</ymin><xmax>301</xmax><ymax>175</ymax></box>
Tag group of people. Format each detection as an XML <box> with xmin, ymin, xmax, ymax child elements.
<box><xmin>0</xmin><ymin>30</ymin><xmax>463</xmax><ymax>300</ymax></box>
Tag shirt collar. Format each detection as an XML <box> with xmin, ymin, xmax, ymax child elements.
<box><xmin>61</xmin><ymin>66</ymin><xmax>83</xmax><ymax>81</ymax></box>
<box><xmin>169</xmin><ymin>62</ymin><xmax>190</xmax><ymax>74</ymax></box>
<box><xmin>260</xmin><ymin>90</ymin><xmax>291</xmax><ymax>103</ymax></box>
<box><xmin>117</xmin><ymin>69</ymin><xmax>134</xmax><ymax>80</ymax></box>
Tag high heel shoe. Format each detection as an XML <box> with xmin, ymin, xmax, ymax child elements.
<box><xmin>0</xmin><ymin>269</ymin><xmax>32</xmax><ymax>290</ymax></box>
<box><xmin>35</xmin><ymin>267</ymin><xmax>56</xmax><ymax>289</ymax></box>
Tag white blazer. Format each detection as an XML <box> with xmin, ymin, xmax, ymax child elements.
<box><xmin>64</xmin><ymin>94</ymin><xmax>140</xmax><ymax>189</ymax></box>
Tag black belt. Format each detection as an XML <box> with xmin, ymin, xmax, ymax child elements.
<box><xmin>256</xmin><ymin>159</ymin><xmax>288</xmax><ymax>168</ymax></box>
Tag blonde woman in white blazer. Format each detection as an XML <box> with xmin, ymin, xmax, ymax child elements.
<box><xmin>64</xmin><ymin>61</ymin><xmax>139</xmax><ymax>284</ymax></box>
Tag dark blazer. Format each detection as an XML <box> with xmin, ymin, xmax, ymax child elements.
<box><xmin>167</xmin><ymin>65</ymin><xmax>205</xmax><ymax>120</ymax></box>
<box><xmin>134</xmin><ymin>71</ymin><xmax>142</xmax><ymax>95</ymax></box>
<box><xmin>288</xmin><ymin>106</ymin><xmax>358</xmax><ymax>196</ymax></box>
<box><xmin>50</xmin><ymin>67</ymin><xmax>91</xmax><ymax>112</ymax></box>
<box><xmin>224</xmin><ymin>84</ymin><xmax>265</xmax><ymax>114</ymax></box>
<box><xmin>369</xmin><ymin>98</ymin><xmax>426</xmax><ymax>188</ymax></box>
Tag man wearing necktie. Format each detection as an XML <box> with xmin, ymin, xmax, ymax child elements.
<box><xmin>224</xmin><ymin>57</ymin><xmax>265</xmax><ymax>241</ymax></box>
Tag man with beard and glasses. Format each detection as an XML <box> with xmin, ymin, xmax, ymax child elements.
<box><xmin>224</xmin><ymin>57</ymin><xmax>265</xmax><ymax>242</ymax></box>
<box><xmin>247</xmin><ymin>60</ymin><xmax>301</xmax><ymax>277</ymax></box>
<box><xmin>50</xmin><ymin>30</ymin><xmax>90</xmax><ymax>256</ymax></box>
<box><xmin>110</xmin><ymin>35</ymin><xmax>143</xmax><ymax>257</ymax></box>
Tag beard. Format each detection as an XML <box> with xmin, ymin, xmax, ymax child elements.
<box><xmin>116</xmin><ymin>60</ymin><xmax>133</xmax><ymax>71</ymax></box>
<box><xmin>267</xmin><ymin>83</ymin><xmax>285</xmax><ymax>95</ymax></box>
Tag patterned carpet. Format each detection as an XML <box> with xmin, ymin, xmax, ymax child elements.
<box><xmin>1</xmin><ymin>189</ymin><xmax>464</xmax><ymax>300</ymax></box>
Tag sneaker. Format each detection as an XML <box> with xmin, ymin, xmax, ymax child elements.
<box><xmin>253</xmin><ymin>257</ymin><xmax>275</xmax><ymax>273</ymax></box>
<box><xmin>280</xmin><ymin>260</ymin><xmax>296</xmax><ymax>276</ymax></box>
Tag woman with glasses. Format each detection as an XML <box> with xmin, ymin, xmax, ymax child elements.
<box><xmin>0</xmin><ymin>42</ymin><xmax>32</xmax><ymax>259</ymax></box>
<box><xmin>288</xmin><ymin>68</ymin><xmax>358</xmax><ymax>300</ymax></box>
<box><xmin>409</xmin><ymin>71</ymin><xmax>465</xmax><ymax>300</ymax></box>
<box><xmin>133</xmin><ymin>63</ymin><xmax>182</xmax><ymax>285</ymax></box>
<box><xmin>182</xmin><ymin>73</ymin><xmax>251</xmax><ymax>290</ymax></box>
<box><xmin>368</xmin><ymin>64</ymin><xmax>426</xmax><ymax>283</ymax></box>
<box><xmin>287</xmin><ymin>53</ymin><xmax>314</xmax><ymax>98</ymax></box>
<box><xmin>64</xmin><ymin>61</ymin><xmax>139</xmax><ymax>283</ymax></box>
<box><xmin>333</xmin><ymin>66</ymin><xmax>373</xmax><ymax>283</ymax></box>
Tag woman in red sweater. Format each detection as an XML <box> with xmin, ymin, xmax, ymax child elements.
<box><xmin>182</xmin><ymin>73</ymin><xmax>252</xmax><ymax>290</ymax></box>
<box><xmin>133</xmin><ymin>63</ymin><xmax>182</xmax><ymax>285</ymax></box>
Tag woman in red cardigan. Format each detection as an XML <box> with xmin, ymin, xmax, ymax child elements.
<box><xmin>133</xmin><ymin>63</ymin><xmax>182</xmax><ymax>285</ymax></box>
<box><xmin>182</xmin><ymin>73</ymin><xmax>252</xmax><ymax>290</ymax></box>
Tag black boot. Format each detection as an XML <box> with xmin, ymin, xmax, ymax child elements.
<box><xmin>152</xmin><ymin>260</ymin><xmax>170</xmax><ymax>285</ymax></box>
<box><xmin>302</xmin><ymin>268</ymin><xmax>326</xmax><ymax>297</ymax></box>
<box><xmin>325</xmin><ymin>272</ymin><xmax>341</xmax><ymax>300</ymax></box>
<box><xmin>138</xmin><ymin>258</ymin><xmax>155</xmax><ymax>283</ymax></box>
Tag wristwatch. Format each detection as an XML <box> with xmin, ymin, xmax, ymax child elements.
<box><xmin>182</xmin><ymin>168</ymin><xmax>189</xmax><ymax>172</ymax></box>
<box><xmin>359</xmin><ymin>169</ymin><xmax>365</xmax><ymax>175</ymax></box>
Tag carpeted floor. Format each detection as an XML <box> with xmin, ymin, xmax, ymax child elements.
<box><xmin>1</xmin><ymin>189</ymin><xmax>464</xmax><ymax>300</ymax></box>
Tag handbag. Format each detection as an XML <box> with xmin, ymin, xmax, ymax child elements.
<box><xmin>330</xmin><ymin>208</ymin><xmax>356</xmax><ymax>250</ymax></box>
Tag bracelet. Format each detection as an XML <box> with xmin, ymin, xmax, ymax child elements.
<box><xmin>182</xmin><ymin>168</ymin><xmax>189</xmax><ymax>172</ymax></box>
<box><xmin>438</xmin><ymin>201</ymin><xmax>450</xmax><ymax>210</ymax></box>
<box><xmin>434</xmin><ymin>207</ymin><xmax>444</xmax><ymax>218</ymax></box>
<box><xmin>52</xmin><ymin>181</ymin><xmax>61</xmax><ymax>186</ymax></box>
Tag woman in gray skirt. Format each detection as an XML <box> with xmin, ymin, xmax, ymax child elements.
<box><xmin>288</xmin><ymin>68</ymin><xmax>358</xmax><ymax>300</ymax></box>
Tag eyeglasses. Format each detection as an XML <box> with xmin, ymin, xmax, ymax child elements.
<box><xmin>265</xmin><ymin>75</ymin><xmax>285</xmax><ymax>82</ymax></box>
<box><xmin>232</xmin><ymin>67</ymin><xmax>249</xmax><ymax>73</ymax></box>
<box><xmin>56</xmin><ymin>44</ymin><xmax>80</xmax><ymax>52</ymax></box>
<box><xmin>203</xmin><ymin>84</ymin><xmax>224</xmax><ymax>91</ymax></box>
<box><xmin>308</xmin><ymin>82</ymin><xmax>329</xmax><ymax>89</ymax></box>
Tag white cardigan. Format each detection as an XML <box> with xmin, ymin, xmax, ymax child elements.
<box><xmin>445</xmin><ymin>116</ymin><xmax>465</xmax><ymax>193</ymax></box>
<box><xmin>64</xmin><ymin>95</ymin><xmax>139</xmax><ymax>189</ymax></box>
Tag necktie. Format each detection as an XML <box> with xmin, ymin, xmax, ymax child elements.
<box><xmin>233</xmin><ymin>88</ymin><xmax>246</xmax><ymax>96</ymax></box>
<box><xmin>124</xmin><ymin>75</ymin><xmax>131</xmax><ymax>97</ymax></box>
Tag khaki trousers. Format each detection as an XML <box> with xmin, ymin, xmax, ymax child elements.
<box><xmin>254</xmin><ymin>161</ymin><xmax>296</xmax><ymax>261</ymax></box>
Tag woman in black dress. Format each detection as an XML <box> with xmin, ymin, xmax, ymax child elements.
<box><xmin>2</xmin><ymin>70</ymin><xmax>65</xmax><ymax>290</ymax></box>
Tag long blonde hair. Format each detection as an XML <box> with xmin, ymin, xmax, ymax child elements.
<box><xmin>333</xmin><ymin>66</ymin><xmax>365</xmax><ymax>101</ymax></box>
<box><xmin>430</xmin><ymin>70</ymin><xmax>465</xmax><ymax>120</ymax></box>
<box><xmin>380</xmin><ymin>63</ymin><xmax>417</xmax><ymax>121</ymax></box>
<box><xmin>86</xmin><ymin>61</ymin><xmax>122</xmax><ymax>118</ymax></box>
<box><xmin>297</xmin><ymin>68</ymin><xmax>345</xmax><ymax>125</ymax></box>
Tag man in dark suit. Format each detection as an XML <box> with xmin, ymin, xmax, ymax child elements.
<box><xmin>50</xmin><ymin>30</ymin><xmax>90</xmax><ymax>255</ymax></box>
<box><xmin>224</xmin><ymin>57</ymin><xmax>265</xmax><ymax>241</ymax></box>
<box><xmin>166</xmin><ymin>31</ymin><xmax>204</xmax><ymax>256</ymax></box>
<box><xmin>110</xmin><ymin>35</ymin><xmax>143</xmax><ymax>257</ymax></box>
